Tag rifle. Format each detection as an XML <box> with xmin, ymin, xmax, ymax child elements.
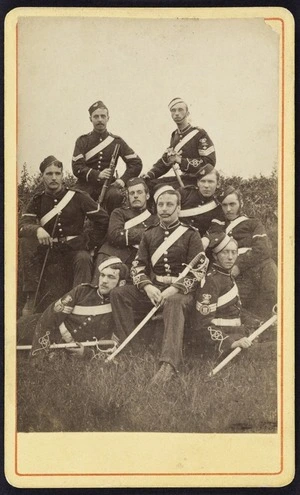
<box><xmin>209</xmin><ymin>305</ymin><xmax>277</xmax><ymax>376</ymax></box>
<box><xmin>98</xmin><ymin>143</ymin><xmax>120</xmax><ymax>206</ymax></box>
<box><xmin>106</xmin><ymin>251</ymin><xmax>208</xmax><ymax>362</ymax></box>
<box><xmin>17</xmin><ymin>339</ymin><xmax>116</xmax><ymax>351</ymax></box>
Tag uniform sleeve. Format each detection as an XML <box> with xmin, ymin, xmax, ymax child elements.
<box><xmin>146</xmin><ymin>154</ymin><xmax>172</xmax><ymax>180</ymax></box>
<box><xmin>180</xmin><ymin>130</ymin><xmax>216</xmax><ymax>174</ymax></box>
<box><xmin>118</xmin><ymin>138</ymin><xmax>143</xmax><ymax>184</ymax></box>
<box><xmin>19</xmin><ymin>197</ymin><xmax>41</xmax><ymax>237</ymax></box>
<box><xmin>31</xmin><ymin>287</ymin><xmax>79</xmax><ymax>354</ymax></box>
<box><xmin>236</xmin><ymin>219</ymin><xmax>273</xmax><ymax>273</ymax></box>
<box><xmin>72</xmin><ymin>136</ymin><xmax>100</xmax><ymax>185</ymax></box>
<box><xmin>172</xmin><ymin>230</ymin><xmax>205</xmax><ymax>294</ymax></box>
<box><xmin>80</xmin><ymin>192</ymin><xmax>109</xmax><ymax>247</ymax></box>
<box><xmin>194</xmin><ymin>274</ymin><xmax>242</xmax><ymax>353</ymax></box>
<box><xmin>107</xmin><ymin>209</ymin><xmax>144</xmax><ymax>248</ymax></box>
<box><xmin>130</xmin><ymin>234</ymin><xmax>153</xmax><ymax>290</ymax></box>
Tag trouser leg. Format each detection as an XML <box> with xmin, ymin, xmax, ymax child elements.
<box><xmin>19</xmin><ymin>237</ymin><xmax>43</xmax><ymax>292</ymax></box>
<box><xmin>70</xmin><ymin>250</ymin><xmax>93</xmax><ymax>287</ymax></box>
<box><xmin>159</xmin><ymin>292</ymin><xmax>194</xmax><ymax>370</ymax></box>
<box><xmin>110</xmin><ymin>285</ymin><xmax>152</xmax><ymax>342</ymax></box>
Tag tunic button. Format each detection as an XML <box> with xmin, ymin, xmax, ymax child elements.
<box><xmin>54</xmin><ymin>199</ymin><xmax>58</xmax><ymax>203</ymax></box>
<box><xmin>78</xmin><ymin>326</ymin><xmax>82</xmax><ymax>330</ymax></box>
<box><xmin>164</xmin><ymin>252</ymin><xmax>168</xmax><ymax>255</ymax></box>
<box><xmin>99</xmin><ymin>138</ymin><xmax>102</xmax><ymax>142</ymax></box>
<box><xmin>164</xmin><ymin>258</ymin><xmax>168</xmax><ymax>262</ymax></box>
<box><xmin>87</xmin><ymin>317</ymin><xmax>92</xmax><ymax>321</ymax></box>
<box><xmin>164</xmin><ymin>264</ymin><xmax>169</xmax><ymax>268</ymax></box>
<box><xmin>73</xmin><ymin>329</ymin><xmax>77</xmax><ymax>334</ymax></box>
<box><xmin>165</xmin><ymin>231</ymin><xmax>169</xmax><ymax>235</ymax></box>
<box><xmin>83</xmin><ymin>322</ymin><xmax>87</xmax><ymax>326</ymax></box>
<box><xmin>59</xmin><ymin>228</ymin><xmax>63</xmax><ymax>232</ymax></box>
<box><xmin>58</xmin><ymin>223</ymin><xmax>61</xmax><ymax>227</ymax></box>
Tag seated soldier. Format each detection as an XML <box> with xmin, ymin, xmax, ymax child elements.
<box><xmin>178</xmin><ymin>163</ymin><xmax>223</xmax><ymax>240</ymax></box>
<box><xmin>95</xmin><ymin>178</ymin><xmax>157</xmax><ymax>273</ymax></box>
<box><xmin>208</xmin><ymin>186</ymin><xmax>277</xmax><ymax>318</ymax></box>
<box><xmin>110</xmin><ymin>185</ymin><xmax>205</xmax><ymax>385</ymax></box>
<box><xmin>29</xmin><ymin>257</ymin><xmax>129</xmax><ymax>366</ymax></box>
<box><xmin>194</xmin><ymin>233</ymin><xmax>252</xmax><ymax>356</ymax></box>
<box><xmin>19</xmin><ymin>155</ymin><xmax>109</xmax><ymax>316</ymax></box>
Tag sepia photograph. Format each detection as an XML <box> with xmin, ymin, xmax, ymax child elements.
<box><xmin>5</xmin><ymin>6</ymin><xmax>294</xmax><ymax>489</ymax></box>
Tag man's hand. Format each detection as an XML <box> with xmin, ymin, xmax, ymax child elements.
<box><xmin>231</xmin><ymin>337</ymin><xmax>252</xmax><ymax>349</ymax></box>
<box><xmin>167</xmin><ymin>151</ymin><xmax>182</xmax><ymax>165</ymax></box>
<box><xmin>231</xmin><ymin>265</ymin><xmax>240</xmax><ymax>278</ymax></box>
<box><xmin>65</xmin><ymin>342</ymin><xmax>85</xmax><ymax>358</ymax></box>
<box><xmin>144</xmin><ymin>284</ymin><xmax>163</xmax><ymax>307</ymax></box>
<box><xmin>111</xmin><ymin>178</ymin><xmax>125</xmax><ymax>189</ymax></box>
<box><xmin>160</xmin><ymin>286</ymin><xmax>179</xmax><ymax>303</ymax></box>
<box><xmin>37</xmin><ymin>227</ymin><xmax>53</xmax><ymax>246</ymax></box>
<box><xmin>98</xmin><ymin>168</ymin><xmax>112</xmax><ymax>181</ymax></box>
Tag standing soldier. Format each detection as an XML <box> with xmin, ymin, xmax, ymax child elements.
<box><xmin>72</xmin><ymin>100</ymin><xmax>143</xmax><ymax>213</ymax></box>
<box><xmin>29</xmin><ymin>257</ymin><xmax>129</xmax><ymax>367</ymax></box>
<box><xmin>179</xmin><ymin>164</ymin><xmax>223</xmax><ymax>241</ymax></box>
<box><xmin>143</xmin><ymin>97</ymin><xmax>216</xmax><ymax>190</ymax></box>
<box><xmin>110</xmin><ymin>185</ymin><xmax>205</xmax><ymax>385</ymax></box>
<box><xmin>19</xmin><ymin>156</ymin><xmax>109</xmax><ymax>316</ymax></box>
<box><xmin>194</xmin><ymin>233</ymin><xmax>252</xmax><ymax>355</ymax></box>
<box><xmin>209</xmin><ymin>186</ymin><xmax>277</xmax><ymax>318</ymax></box>
<box><xmin>96</xmin><ymin>178</ymin><xmax>157</xmax><ymax>271</ymax></box>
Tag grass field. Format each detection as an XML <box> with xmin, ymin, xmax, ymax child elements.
<box><xmin>17</xmin><ymin>324</ymin><xmax>277</xmax><ymax>434</ymax></box>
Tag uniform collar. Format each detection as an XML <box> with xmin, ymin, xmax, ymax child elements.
<box><xmin>44</xmin><ymin>185</ymin><xmax>66</xmax><ymax>199</ymax></box>
<box><xmin>197</xmin><ymin>191</ymin><xmax>215</xmax><ymax>204</ymax></box>
<box><xmin>92</xmin><ymin>129</ymin><xmax>109</xmax><ymax>139</ymax></box>
<box><xmin>96</xmin><ymin>289</ymin><xmax>110</xmax><ymax>302</ymax></box>
<box><xmin>159</xmin><ymin>219</ymin><xmax>181</xmax><ymax>230</ymax></box>
<box><xmin>212</xmin><ymin>262</ymin><xmax>231</xmax><ymax>276</ymax></box>
<box><xmin>176</xmin><ymin>124</ymin><xmax>192</xmax><ymax>136</ymax></box>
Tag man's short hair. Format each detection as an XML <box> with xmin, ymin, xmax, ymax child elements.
<box><xmin>39</xmin><ymin>156</ymin><xmax>63</xmax><ymax>173</ymax></box>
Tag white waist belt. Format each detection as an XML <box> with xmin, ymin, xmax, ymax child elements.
<box><xmin>155</xmin><ymin>274</ymin><xmax>177</xmax><ymax>284</ymax></box>
<box><xmin>52</xmin><ymin>235</ymin><xmax>78</xmax><ymax>242</ymax></box>
<box><xmin>238</xmin><ymin>247</ymin><xmax>252</xmax><ymax>254</ymax></box>
<box><xmin>212</xmin><ymin>318</ymin><xmax>241</xmax><ymax>327</ymax></box>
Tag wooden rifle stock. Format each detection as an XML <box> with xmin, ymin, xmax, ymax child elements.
<box><xmin>98</xmin><ymin>143</ymin><xmax>120</xmax><ymax>206</ymax></box>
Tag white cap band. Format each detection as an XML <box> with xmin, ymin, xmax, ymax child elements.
<box><xmin>153</xmin><ymin>185</ymin><xmax>176</xmax><ymax>204</ymax></box>
<box><xmin>212</xmin><ymin>235</ymin><xmax>233</xmax><ymax>254</ymax></box>
<box><xmin>98</xmin><ymin>257</ymin><xmax>122</xmax><ymax>272</ymax></box>
<box><xmin>168</xmin><ymin>97</ymin><xmax>186</xmax><ymax>110</ymax></box>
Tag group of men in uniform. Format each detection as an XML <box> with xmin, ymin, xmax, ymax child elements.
<box><xmin>19</xmin><ymin>97</ymin><xmax>277</xmax><ymax>384</ymax></box>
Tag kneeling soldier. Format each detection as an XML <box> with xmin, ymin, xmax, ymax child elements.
<box><xmin>110</xmin><ymin>185</ymin><xmax>205</xmax><ymax>385</ymax></box>
<box><xmin>19</xmin><ymin>156</ymin><xmax>109</xmax><ymax>316</ymax></box>
<box><xmin>30</xmin><ymin>257</ymin><xmax>128</xmax><ymax>365</ymax></box>
<box><xmin>195</xmin><ymin>233</ymin><xmax>252</xmax><ymax>355</ymax></box>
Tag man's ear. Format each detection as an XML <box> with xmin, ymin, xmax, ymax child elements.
<box><xmin>89</xmin><ymin>116</ymin><xmax>92</xmax><ymax>123</ymax></box>
<box><xmin>146</xmin><ymin>193</ymin><xmax>150</xmax><ymax>200</ymax></box>
<box><xmin>212</xmin><ymin>252</ymin><xmax>218</xmax><ymax>262</ymax></box>
<box><xmin>119</xmin><ymin>280</ymin><xmax>126</xmax><ymax>287</ymax></box>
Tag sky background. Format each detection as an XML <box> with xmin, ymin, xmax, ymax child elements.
<box><xmin>17</xmin><ymin>15</ymin><xmax>279</xmax><ymax>180</ymax></box>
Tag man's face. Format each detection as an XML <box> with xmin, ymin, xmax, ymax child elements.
<box><xmin>127</xmin><ymin>184</ymin><xmax>149</xmax><ymax>210</ymax></box>
<box><xmin>221</xmin><ymin>193</ymin><xmax>241</xmax><ymax>221</ymax></box>
<box><xmin>170</xmin><ymin>103</ymin><xmax>189</xmax><ymax>125</ymax></box>
<box><xmin>197</xmin><ymin>172</ymin><xmax>218</xmax><ymax>198</ymax></box>
<box><xmin>90</xmin><ymin>107</ymin><xmax>109</xmax><ymax>132</ymax></box>
<box><xmin>98</xmin><ymin>267</ymin><xmax>120</xmax><ymax>295</ymax></box>
<box><xmin>214</xmin><ymin>240</ymin><xmax>238</xmax><ymax>270</ymax></box>
<box><xmin>157</xmin><ymin>192</ymin><xmax>180</xmax><ymax>225</ymax></box>
<box><xmin>42</xmin><ymin>165</ymin><xmax>63</xmax><ymax>193</ymax></box>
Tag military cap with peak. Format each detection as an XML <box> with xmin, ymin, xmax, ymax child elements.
<box><xmin>88</xmin><ymin>100</ymin><xmax>109</xmax><ymax>115</ymax></box>
<box><xmin>39</xmin><ymin>156</ymin><xmax>63</xmax><ymax>173</ymax></box>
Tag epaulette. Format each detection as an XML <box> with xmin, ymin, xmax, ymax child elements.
<box><xmin>179</xmin><ymin>221</ymin><xmax>198</xmax><ymax>231</ymax></box>
<box><xmin>33</xmin><ymin>190</ymin><xmax>45</xmax><ymax>199</ymax></box>
<box><xmin>109</xmin><ymin>132</ymin><xmax>121</xmax><ymax>140</ymax></box>
<box><xmin>145</xmin><ymin>222</ymin><xmax>160</xmax><ymax>231</ymax></box>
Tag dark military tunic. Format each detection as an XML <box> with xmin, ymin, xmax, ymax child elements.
<box><xmin>178</xmin><ymin>186</ymin><xmax>223</xmax><ymax>236</ymax></box>
<box><xmin>208</xmin><ymin>214</ymin><xmax>277</xmax><ymax>317</ymax></box>
<box><xmin>19</xmin><ymin>187</ymin><xmax>109</xmax><ymax>292</ymax></box>
<box><xmin>147</xmin><ymin>125</ymin><xmax>216</xmax><ymax>183</ymax></box>
<box><xmin>195</xmin><ymin>262</ymin><xmax>245</xmax><ymax>354</ymax></box>
<box><xmin>31</xmin><ymin>284</ymin><xmax>115</xmax><ymax>357</ymax></box>
<box><xmin>72</xmin><ymin>129</ymin><xmax>142</xmax><ymax>202</ymax></box>
<box><xmin>98</xmin><ymin>206</ymin><xmax>158</xmax><ymax>266</ymax></box>
<box><xmin>110</xmin><ymin>219</ymin><xmax>205</xmax><ymax>370</ymax></box>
